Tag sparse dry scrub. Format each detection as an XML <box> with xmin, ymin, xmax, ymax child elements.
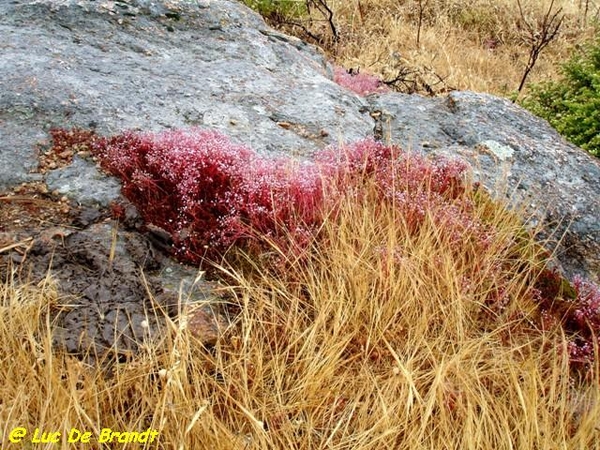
<box><xmin>2</xmin><ymin>169</ymin><xmax>600</xmax><ymax>448</ymax></box>
<box><xmin>267</xmin><ymin>0</ymin><xmax>599</xmax><ymax>96</ymax></box>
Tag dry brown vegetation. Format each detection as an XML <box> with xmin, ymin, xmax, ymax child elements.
<box><xmin>271</xmin><ymin>0</ymin><xmax>599</xmax><ymax>96</ymax></box>
<box><xmin>2</xmin><ymin>176</ymin><xmax>600</xmax><ymax>449</ymax></box>
<box><xmin>2</xmin><ymin>3</ymin><xmax>600</xmax><ymax>447</ymax></box>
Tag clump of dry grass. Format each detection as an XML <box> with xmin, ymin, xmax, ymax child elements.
<box><xmin>2</xmin><ymin>171</ymin><xmax>599</xmax><ymax>448</ymax></box>
<box><xmin>273</xmin><ymin>0</ymin><xmax>598</xmax><ymax>96</ymax></box>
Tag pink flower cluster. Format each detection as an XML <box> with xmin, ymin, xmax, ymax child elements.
<box><xmin>319</xmin><ymin>140</ymin><xmax>486</xmax><ymax>249</ymax></box>
<box><xmin>92</xmin><ymin>130</ymin><xmax>478</xmax><ymax>266</ymax></box>
<box><xmin>531</xmin><ymin>268</ymin><xmax>600</xmax><ymax>376</ymax></box>
<box><xmin>566</xmin><ymin>276</ymin><xmax>600</xmax><ymax>371</ymax></box>
<box><xmin>333</xmin><ymin>66</ymin><xmax>390</xmax><ymax>96</ymax></box>
<box><xmin>93</xmin><ymin>129</ymin><xmax>329</xmax><ymax>263</ymax></box>
<box><xmin>571</xmin><ymin>276</ymin><xmax>600</xmax><ymax>330</ymax></box>
<box><xmin>89</xmin><ymin>126</ymin><xmax>600</xmax><ymax>377</ymax></box>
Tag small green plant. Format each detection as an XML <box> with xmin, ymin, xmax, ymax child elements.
<box><xmin>240</xmin><ymin>0</ymin><xmax>307</xmax><ymax>19</ymax></box>
<box><xmin>522</xmin><ymin>37</ymin><xmax>600</xmax><ymax>157</ymax></box>
<box><xmin>240</xmin><ymin>0</ymin><xmax>338</xmax><ymax>44</ymax></box>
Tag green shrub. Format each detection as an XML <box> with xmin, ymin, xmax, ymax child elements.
<box><xmin>522</xmin><ymin>37</ymin><xmax>600</xmax><ymax>157</ymax></box>
<box><xmin>240</xmin><ymin>0</ymin><xmax>307</xmax><ymax>19</ymax></box>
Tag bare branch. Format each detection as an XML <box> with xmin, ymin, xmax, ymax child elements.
<box><xmin>515</xmin><ymin>0</ymin><xmax>564</xmax><ymax>98</ymax></box>
<box><xmin>308</xmin><ymin>0</ymin><xmax>338</xmax><ymax>43</ymax></box>
<box><xmin>416</xmin><ymin>0</ymin><xmax>429</xmax><ymax>47</ymax></box>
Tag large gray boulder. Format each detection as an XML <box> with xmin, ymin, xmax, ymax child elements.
<box><xmin>1</xmin><ymin>0</ymin><xmax>598</xmax><ymax>285</ymax></box>
<box><xmin>366</xmin><ymin>92</ymin><xmax>600</xmax><ymax>282</ymax></box>
<box><xmin>0</xmin><ymin>0</ymin><xmax>372</xmax><ymax>190</ymax></box>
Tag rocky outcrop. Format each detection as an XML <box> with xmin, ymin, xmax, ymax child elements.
<box><xmin>0</xmin><ymin>0</ymin><xmax>372</xmax><ymax>191</ymax></box>
<box><xmin>1</xmin><ymin>0</ymin><xmax>599</xmax><ymax>360</ymax></box>
<box><xmin>367</xmin><ymin>92</ymin><xmax>600</xmax><ymax>282</ymax></box>
<box><xmin>1</xmin><ymin>221</ymin><xmax>223</xmax><ymax>362</ymax></box>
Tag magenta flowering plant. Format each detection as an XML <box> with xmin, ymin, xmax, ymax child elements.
<box><xmin>565</xmin><ymin>276</ymin><xmax>600</xmax><ymax>374</ymax></box>
<box><xmin>51</xmin><ymin>124</ymin><xmax>598</xmax><ymax>376</ymax></box>
<box><xmin>93</xmin><ymin>128</ymin><xmax>331</xmax><ymax>263</ymax></box>
<box><xmin>333</xmin><ymin>66</ymin><xmax>390</xmax><ymax>96</ymax></box>
<box><xmin>93</xmin><ymin>129</ymin><xmax>252</xmax><ymax>261</ymax></box>
<box><xmin>529</xmin><ymin>267</ymin><xmax>600</xmax><ymax>378</ymax></box>
<box><xmin>571</xmin><ymin>276</ymin><xmax>600</xmax><ymax>331</ymax></box>
<box><xmin>92</xmin><ymin>131</ymin><xmax>476</xmax><ymax>265</ymax></box>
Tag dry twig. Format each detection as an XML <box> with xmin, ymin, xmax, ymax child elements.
<box><xmin>515</xmin><ymin>0</ymin><xmax>564</xmax><ymax>96</ymax></box>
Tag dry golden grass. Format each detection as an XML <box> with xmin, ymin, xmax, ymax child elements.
<box><xmin>2</xmin><ymin>174</ymin><xmax>600</xmax><ymax>449</ymax></box>
<box><xmin>278</xmin><ymin>0</ymin><xmax>598</xmax><ymax>96</ymax></box>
